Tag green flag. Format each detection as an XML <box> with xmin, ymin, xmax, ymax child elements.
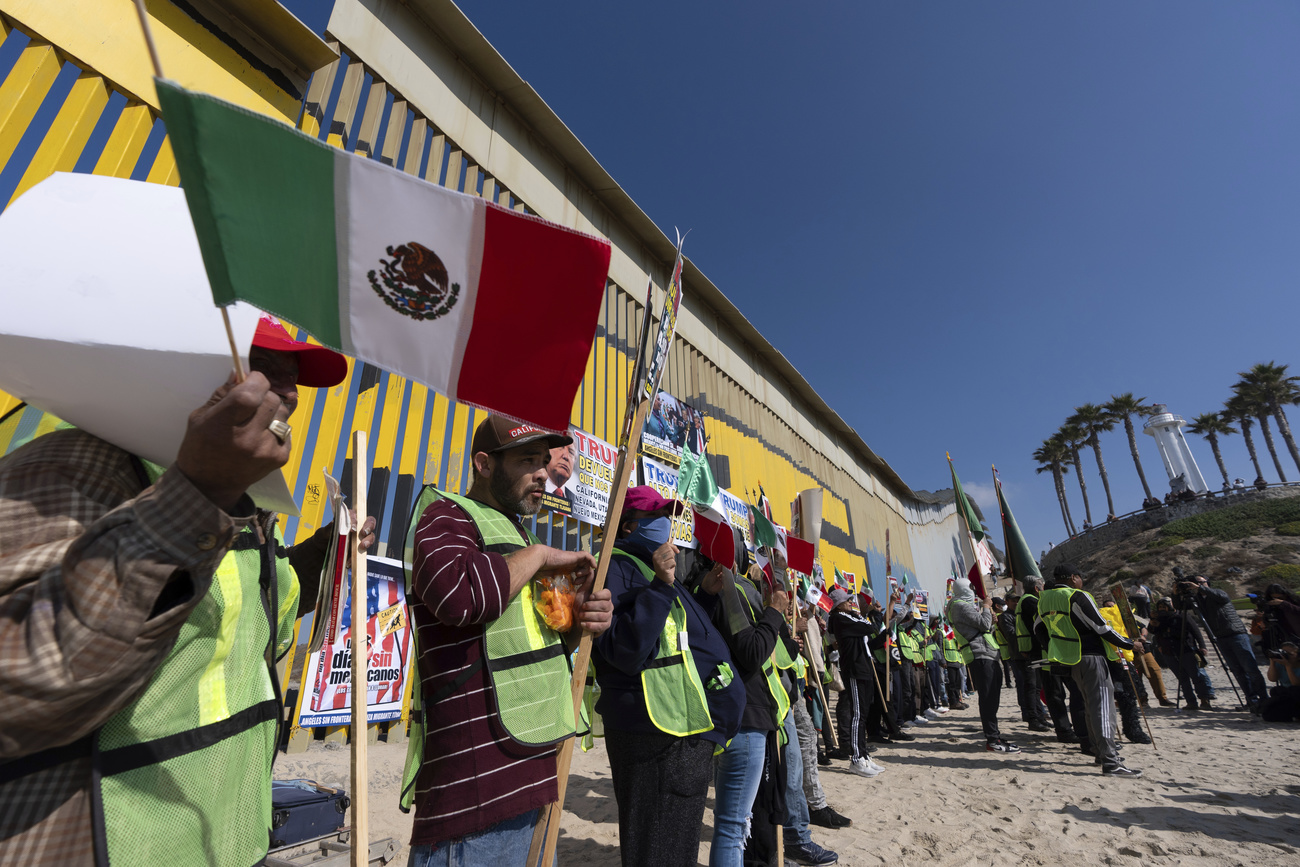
<box><xmin>676</xmin><ymin>446</ymin><xmax>719</xmax><ymax>509</ymax></box>
<box><xmin>752</xmin><ymin>505</ymin><xmax>779</xmax><ymax>549</ymax></box>
<box><xmin>948</xmin><ymin>455</ymin><xmax>985</xmax><ymax>542</ymax></box>
<box><xmin>995</xmin><ymin>470</ymin><xmax>1041</xmax><ymax>582</ymax></box>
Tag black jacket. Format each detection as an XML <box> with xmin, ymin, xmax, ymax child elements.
<box><xmin>829</xmin><ymin>608</ymin><xmax>880</xmax><ymax>681</ymax></box>
<box><xmin>1196</xmin><ymin>586</ymin><xmax>1246</xmax><ymax>637</ymax></box>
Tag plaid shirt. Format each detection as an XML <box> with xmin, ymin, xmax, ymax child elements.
<box><xmin>0</xmin><ymin>429</ymin><xmax>250</xmax><ymax>866</ymax></box>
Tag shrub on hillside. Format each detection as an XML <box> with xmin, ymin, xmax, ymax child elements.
<box><xmin>1161</xmin><ymin>498</ymin><xmax>1300</xmax><ymax>541</ymax></box>
<box><xmin>1114</xmin><ymin>569</ymin><xmax>1136</xmax><ymax>583</ymax></box>
<box><xmin>1258</xmin><ymin>563</ymin><xmax>1300</xmax><ymax>590</ymax></box>
<box><xmin>1191</xmin><ymin>545</ymin><xmax>1224</xmax><ymax>560</ymax></box>
<box><xmin>1262</xmin><ymin>543</ymin><xmax>1298</xmax><ymax>560</ymax></box>
<box><xmin>1147</xmin><ymin>535</ymin><xmax>1185</xmax><ymax>549</ymax></box>
<box><xmin>1278</xmin><ymin>521</ymin><xmax>1300</xmax><ymax>536</ymax></box>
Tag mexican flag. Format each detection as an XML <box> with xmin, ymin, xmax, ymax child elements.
<box><xmin>948</xmin><ymin>455</ymin><xmax>989</xmax><ymax>599</ymax></box>
<box><xmin>157</xmin><ymin>82</ymin><xmax>612</xmax><ymax>432</ymax></box>
<box><xmin>752</xmin><ymin>507</ymin><xmax>783</xmax><ymax>553</ymax></box>
<box><xmin>995</xmin><ymin>469</ymin><xmax>1042</xmax><ymax>584</ymax></box>
<box><xmin>757</xmin><ymin>484</ymin><xmax>774</xmax><ymax>521</ymax></box>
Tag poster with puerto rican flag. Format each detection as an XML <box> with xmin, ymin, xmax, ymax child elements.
<box><xmin>297</xmin><ymin>556</ymin><xmax>413</xmax><ymax>728</ymax></box>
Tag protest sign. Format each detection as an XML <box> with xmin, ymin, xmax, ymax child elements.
<box><xmin>640</xmin><ymin>455</ymin><xmax>696</xmax><ymax>547</ymax></box>
<box><xmin>297</xmin><ymin>556</ymin><xmax>413</xmax><ymax>728</ymax></box>
<box><xmin>719</xmin><ymin>488</ymin><xmax>753</xmax><ymax>550</ymax></box>
<box><xmin>540</xmin><ymin>426</ymin><xmax>621</xmax><ymax>524</ymax></box>
<box><xmin>642</xmin><ymin>390</ymin><xmax>707</xmax><ymax>465</ymax></box>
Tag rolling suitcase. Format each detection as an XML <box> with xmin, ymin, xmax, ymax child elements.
<box><xmin>269</xmin><ymin>779</ymin><xmax>350</xmax><ymax>849</ymax></box>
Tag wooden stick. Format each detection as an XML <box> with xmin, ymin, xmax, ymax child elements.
<box><xmin>349</xmin><ymin>431</ymin><xmax>369</xmax><ymax>867</ymax></box>
<box><xmin>1122</xmin><ymin>658</ymin><xmax>1158</xmax><ymax>751</ymax></box>
<box><xmin>131</xmin><ymin>0</ymin><xmax>247</xmax><ymax>383</ymax></box>
<box><xmin>802</xmin><ymin>634</ymin><xmax>837</xmax><ymax>751</ymax></box>
<box><xmin>131</xmin><ymin>0</ymin><xmax>165</xmax><ymax>78</ymax></box>
<box><xmin>530</xmin><ymin>397</ymin><xmax>652</xmax><ymax>867</ymax></box>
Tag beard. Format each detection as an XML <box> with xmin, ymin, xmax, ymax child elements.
<box><xmin>491</xmin><ymin>461</ymin><xmax>543</xmax><ymax>516</ymax></box>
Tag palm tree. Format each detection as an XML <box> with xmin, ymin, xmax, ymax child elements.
<box><xmin>1237</xmin><ymin>362</ymin><xmax>1300</xmax><ymax>475</ymax></box>
<box><xmin>1033</xmin><ymin>438</ymin><xmax>1077</xmax><ymax>537</ymax></box>
<box><xmin>1224</xmin><ymin>395</ymin><xmax>1266</xmax><ymax>484</ymax></box>
<box><xmin>1104</xmin><ymin>393</ymin><xmax>1154</xmax><ymax>502</ymax></box>
<box><xmin>1058</xmin><ymin>422</ymin><xmax>1094</xmax><ymax>527</ymax></box>
<box><xmin>1067</xmin><ymin>404</ymin><xmax>1118</xmax><ymax>520</ymax></box>
<box><xmin>1188</xmin><ymin>412</ymin><xmax>1236</xmax><ymax>489</ymax></box>
<box><xmin>1233</xmin><ymin>381</ymin><xmax>1288</xmax><ymax>483</ymax></box>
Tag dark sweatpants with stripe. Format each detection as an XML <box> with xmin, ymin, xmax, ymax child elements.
<box><xmin>838</xmin><ymin>677</ymin><xmax>874</xmax><ymax>760</ymax></box>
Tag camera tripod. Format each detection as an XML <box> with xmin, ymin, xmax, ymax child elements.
<box><xmin>1173</xmin><ymin>592</ymin><xmax>1247</xmax><ymax>711</ymax></box>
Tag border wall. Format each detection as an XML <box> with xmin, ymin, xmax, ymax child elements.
<box><xmin>0</xmin><ymin>0</ymin><xmax>964</xmax><ymax>620</ymax></box>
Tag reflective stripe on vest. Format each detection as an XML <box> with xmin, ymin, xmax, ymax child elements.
<box><xmin>1015</xmin><ymin>594</ymin><xmax>1037</xmax><ymax>653</ymax></box>
<box><xmin>942</xmin><ymin>635</ymin><xmax>962</xmax><ymax>664</ymax></box>
<box><xmin>1038</xmin><ymin>587</ymin><xmax>1083</xmax><ymax>665</ymax></box>
<box><xmin>737</xmin><ymin>583</ymin><xmax>791</xmax><ymax>742</ymax></box>
<box><xmin>96</xmin><ymin>520</ymin><xmax>297</xmax><ymax>867</ymax></box>
<box><xmin>399</xmin><ymin>487</ymin><xmax>576</xmax><ymax>813</ymax></box>
<box><xmin>612</xmin><ymin>552</ymin><xmax>714</xmax><ymax>738</ymax></box>
<box><xmin>952</xmin><ymin>625</ymin><xmax>997</xmax><ymax>665</ymax></box>
<box><xmin>990</xmin><ymin>625</ymin><xmax>1012</xmax><ymax>660</ymax></box>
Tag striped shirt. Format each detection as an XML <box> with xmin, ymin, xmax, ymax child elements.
<box><xmin>408</xmin><ymin>498</ymin><xmax>557</xmax><ymax>847</ymax></box>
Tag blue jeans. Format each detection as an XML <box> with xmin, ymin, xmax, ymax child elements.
<box><xmin>710</xmin><ymin>728</ymin><xmax>766</xmax><ymax>867</ymax></box>
<box><xmin>781</xmin><ymin>710</ymin><xmax>810</xmax><ymax>845</ymax></box>
<box><xmin>1193</xmin><ymin>665</ymin><xmax>1216</xmax><ymax>699</ymax></box>
<box><xmin>407</xmin><ymin>808</ymin><xmax>541</xmax><ymax>867</ymax></box>
<box><xmin>1218</xmin><ymin>632</ymin><xmax>1267</xmax><ymax>702</ymax></box>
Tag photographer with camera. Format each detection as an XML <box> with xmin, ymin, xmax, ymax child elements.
<box><xmin>1149</xmin><ymin>595</ymin><xmax>1213</xmax><ymax>711</ymax></box>
<box><xmin>1186</xmin><ymin>574</ymin><xmax>1267</xmax><ymax>708</ymax></box>
<box><xmin>1256</xmin><ymin>584</ymin><xmax>1300</xmax><ymax>653</ymax></box>
<box><xmin>1259</xmin><ymin>642</ymin><xmax>1300</xmax><ymax>722</ymax></box>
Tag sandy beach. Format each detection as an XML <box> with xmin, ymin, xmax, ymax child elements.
<box><xmin>278</xmin><ymin>664</ymin><xmax>1300</xmax><ymax>866</ymax></box>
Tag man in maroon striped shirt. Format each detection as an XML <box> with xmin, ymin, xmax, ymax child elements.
<box><xmin>407</xmin><ymin>416</ymin><xmax>612</xmax><ymax>864</ymax></box>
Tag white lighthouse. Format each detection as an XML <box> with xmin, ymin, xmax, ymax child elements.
<box><xmin>1143</xmin><ymin>404</ymin><xmax>1209</xmax><ymax>495</ymax></box>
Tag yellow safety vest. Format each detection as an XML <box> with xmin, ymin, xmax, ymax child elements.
<box><xmin>612</xmin><ymin>551</ymin><xmax>716</xmax><ymax>738</ymax></box>
<box><xmin>400</xmin><ymin>488</ymin><xmax>576</xmax><ymax>812</ymax></box>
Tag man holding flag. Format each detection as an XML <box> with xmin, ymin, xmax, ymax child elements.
<box><xmin>404</xmin><ymin>416</ymin><xmax>613</xmax><ymax>860</ymax></box>
<box><xmin>0</xmin><ymin>318</ymin><xmax>375</xmax><ymax>867</ymax></box>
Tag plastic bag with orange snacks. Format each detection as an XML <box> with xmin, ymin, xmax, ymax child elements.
<box><xmin>534</xmin><ymin>575</ymin><xmax>577</xmax><ymax>633</ymax></box>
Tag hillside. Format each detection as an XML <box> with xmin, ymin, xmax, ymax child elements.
<box><xmin>1061</xmin><ymin>494</ymin><xmax>1300</xmax><ymax>600</ymax></box>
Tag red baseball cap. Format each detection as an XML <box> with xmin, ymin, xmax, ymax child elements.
<box><xmin>622</xmin><ymin>485</ymin><xmax>687</xmax><ymax>516</ymax></box>
<box><xmin>252</xmin><ymin>316</ymin><xmax>347</xmax><ymax>388</ymax></box>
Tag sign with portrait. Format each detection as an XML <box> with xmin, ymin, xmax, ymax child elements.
<box><xmin>540</xmin><ymin>426</ymin><xmax>620</xmax><ymax>525</ymax></box>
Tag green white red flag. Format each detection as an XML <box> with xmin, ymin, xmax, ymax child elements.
<box><xmin>994</xmin><ymin>466</ymin><xmax>1042</xmax><ymax>585</ymax></box>
<box><xmin>157</xmin><ymin>82</ymin><xmax>611</xmax><ymax>432</ymax></box>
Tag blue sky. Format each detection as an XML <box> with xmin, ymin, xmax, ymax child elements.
<box><xmin>285</xmin><ymin>1</ymin><xmax>1300</xmax><ymax>559</ymax></box>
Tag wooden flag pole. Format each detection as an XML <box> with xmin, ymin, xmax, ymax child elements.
<box><xmin>529</xmin><ymin>396</ymin><xmax>653</xmax><ymax>866</ymax></box>
<box><xmin>131</xmin><ymin>0</ymin><xmax>246</xmax><ymax>383</ymax></box>
<box><xmin>349</xmin><ymin>431</ymin><xmax>369</xmax><ymax>867</ymax></box>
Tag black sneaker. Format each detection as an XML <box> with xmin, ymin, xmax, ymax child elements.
<box><xmin>808</xmin><ymin>806</ymin><xmax>853</xmax><ymax>829</ymax></box>
<box><xmin>890</xmin><ymin>731</ymin><xmax>916</xmax><ymax>742</ymax></box>
<box><xmin>986</xmin><ymin>739</ymin><xmax>1020</xmax><ymax>753</ymax></box>
<box><xmin>787</xmin><ymin>841</ymin><xmax>839</xmax><ymax>865</ymax></box>
<box><xmin>1027</xmin><ymin>720</ymin><xmax>1052</xmax><ymax>732</ymax></box>
<box><xmin>1125</xmin><ymin>729</ymin><xmax>1152</xmax><ymax>745</ymax></box>
<box><xmin>1055</xmin><ymin>730</ymin><xmax>1077</xmax><ymax>743</ymax></box>
<box><xmin>817</xmin><ymin>751</ymin><xmax>832</xmax><ymax>766</ymax></box>
<box><xmin>824</xmin><ymin>748</ymin><xmax>852</xmax><ymax>760</ymax></box>
<box><xmin>1102</xmin><ymin>765</ymin><xmax>1143</xmax><ymax>777</ymax></box>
